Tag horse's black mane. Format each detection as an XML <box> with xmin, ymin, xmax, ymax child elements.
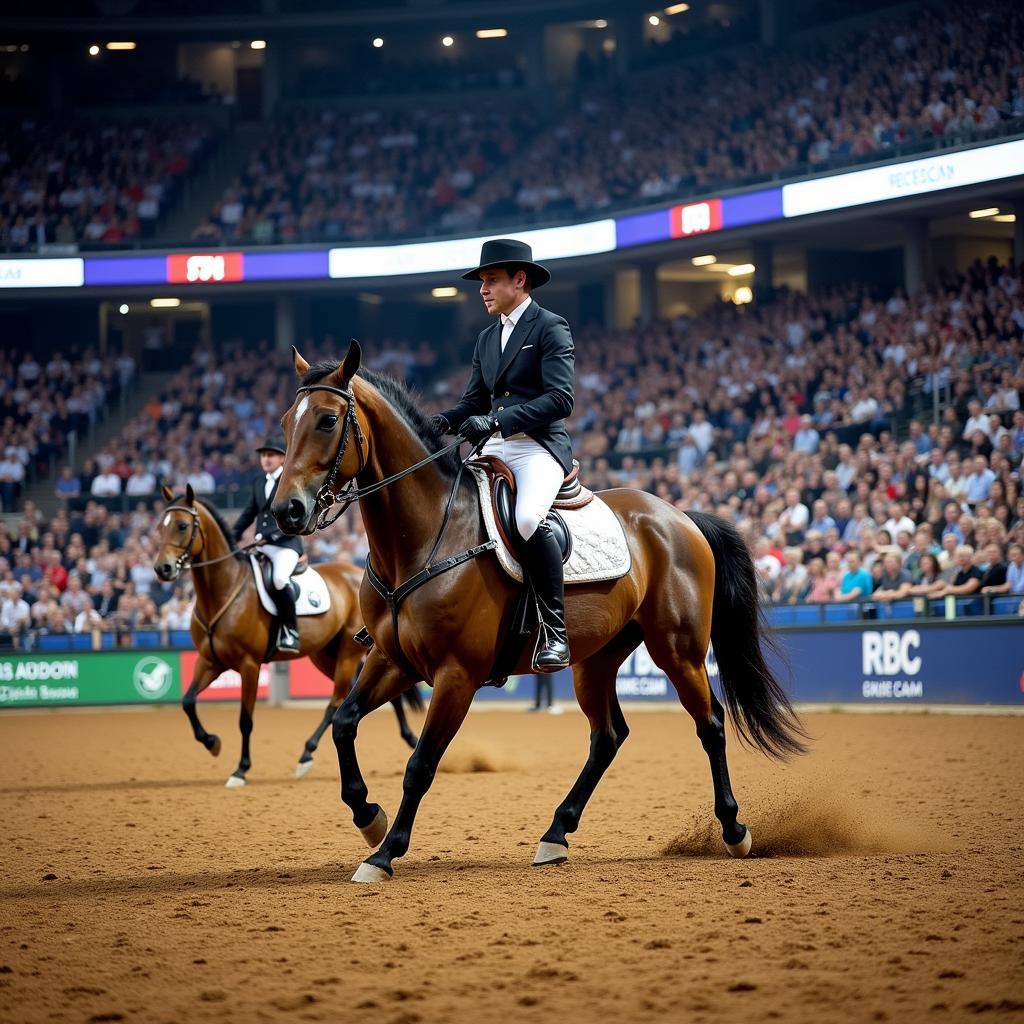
<box><xmin>171</xmin><ymin>494</ymin><xmax>245</xmax><ymax>558</ymax></box>
<box><xmin>299</xmin><ymin>361</ymin><xmax>462</xmax><ymax>476</ymax></box>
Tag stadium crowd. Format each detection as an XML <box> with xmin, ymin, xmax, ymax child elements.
<box><xmin>0</xmin><ymin>118</ymin><xmax>217</xmax><ymax>250</ymax></box>
<box><xmin>1</xmin><ymin>255</ymin><xmax>1022</xmax><ymax>648</ymax></box>
<box><xmin>194</xmin><ymin>0</ymin><xmax>1024</xmax><ymax>243</ymax></box>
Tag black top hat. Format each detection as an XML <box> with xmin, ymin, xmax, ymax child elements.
<box><xmin>461</xmin><ymin>238</ymin><xmax>550</xmax><ymax>288</ymax></box>
<box><xmin>256</xmin><ymin>434</ymin><xmax>287</xmax><ymax>455</ymax></box>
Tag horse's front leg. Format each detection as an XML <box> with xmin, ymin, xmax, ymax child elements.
<box><xmin>226</xmin><ymin>658</ymin><xmax>260</xmax><ymax>788</ymax></box>
<box><xmin>333</xmin><ymin>649</ymin><xmax>419</xmax><ymax>847</ymax></box>
<box><xmin>353</xmin><ymin>673</ymin><xmax>476</xmax><ymax>883</ymax></box>
<box><xmin>182</xmin><ymin>656</ymin><xmax>222</xmax><ymax>757</ymax></box>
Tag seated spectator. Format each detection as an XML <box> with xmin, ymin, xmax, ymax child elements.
<box><xmin>982</xmin><ymin>542</ymin><xmax>1024</xmax><ymax>595</ymax></box>
<box><xmin>907</xmin><ymin>553</ymin><xmax>946</xmax><ymax>597</ymax></box>
<box><xmin>838</xmin><ymin>551</ymin><xmax>873</xmax><ymax>601</ymax></box>
<box><xmin>937</xmin><ymin>544</ymin><xmax>984</xmax><ymax>597</ymax></box>
<box><xmin>872</xmin><ymin>551</ymin><xmax>913</xmax><ymax>601</ymax></box>
<box><xmin>773</xmin><ymin>547</ymin><xmax>809</xmax><ymax>604</ymax></box>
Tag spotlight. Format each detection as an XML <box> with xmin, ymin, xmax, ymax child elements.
<box><xmin>733</xmin><ymin>286</ymin><xmax>753</xmax><ymax>304</ymax></box>
<box><xmin>728</xmin><ymin>263</ymin><xmax>755</xmax><ymax>276</ymax></box>
<box><xmin>250</xmin><ymin>39</ymin><xmax>266</xmax><ymax>50</ymax></box>
<box><xmin>150</xmin><ymin>298</ymin><xmax>181</xmax><ymax>308</ymax></box>
<box><xmin>88</xmin><ymin>44</ymin><xmax>100</xmax><ymax>56</ymax></box>
<box><xmin>691</xmin><ymin>254</ymin><xmax>717</xmax><ymax>266</ymax></box>
<box><xmin>372</xmin><ymin>37</ymin><xmax>384</xmax><ymax>48</ymax></box>
<box><xmin>431</xmin><ymin>287</ymin><xmax>459</xmax><ymax>298</ymax></box>
<box><xmin>118</xmin><ymin>303</ymin><xmax>129</xmax><ymax>315</ymax></box>
<box><xmin>648</xmin><ymin>15</ymin><xmax>661</xmax><ymax>26</ymax></box>
<box><xmin>442</xmin><ymin>35</ymin><xmax>454</xmax><ymax>47</ymax></box>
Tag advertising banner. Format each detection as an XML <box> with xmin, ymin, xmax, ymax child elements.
<box><xmin>0</xmin><ymin>257</ymin><xmax>84</xmax><ymax>289</ymax></box>
<box><xmin>166</xmin><ymin>252</ymin><xmax>244</xmax><ymax>284</ymax></box>
<box><xmin>781</xmin><ymin>137</ymin><xmax>1024</xmax><ymax>218</ymax></box>
<box><xmin>178</xmin><ymin>650</ymin><xmax>270</xmax><ymax>702</ymax></box>
<box><xmin>0</xmin><ymin>651</ymin><xmax>180</xmax><ymax>707</ymax></box>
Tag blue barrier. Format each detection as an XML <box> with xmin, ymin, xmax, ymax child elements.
<box><xmin>474</xmin><ymin>619</ymin><xmax>1023</xmax><ymax>705</ymax></box>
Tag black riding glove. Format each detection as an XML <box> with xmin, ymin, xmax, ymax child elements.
<box><xmin>431</xmin><ymin>414</ymin><xmax>453</xmax><ymax>435</ymax></box>
<box><xmin>459</xmin><ymin>415</ymin><xmax>499</xmax><ymax>444</ymax></box>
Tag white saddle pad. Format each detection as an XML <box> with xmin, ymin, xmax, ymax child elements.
<box><xmin>470</xmin><ymin>466</ymin><xmax>631</xmax><ymax>585</ymax></box>
<box><xmin>250</xmin><ymin>556</ymin><xmax>332</xmax><ymax>617</ymax></box>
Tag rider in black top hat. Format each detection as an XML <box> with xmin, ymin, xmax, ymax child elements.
<box><xmin>433</xmin><ymin>238</ymin><xmax>574</xmax><ymax>671</ymax></box>
<box><xmin>232</xmin><ymin>434</ymin><xmax>303</xmax><ymax>653</ymax></box>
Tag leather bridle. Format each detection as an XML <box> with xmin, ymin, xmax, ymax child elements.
<box><xmin>294</xmin><ymin>382</ymin><xmax>463</xmax><ymax>530</ymax></box>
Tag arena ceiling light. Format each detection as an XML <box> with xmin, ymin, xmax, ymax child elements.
<box><xmin>728</xmin><ymin>263</ymin><xmax>755</xmax><ymax>276</ymax></box>
<box><xmin>664</xmin><ymin>3</ymin><xmax>690</xmax><ymax>14</ymax></box>
<box><xmin>150</xmin><ymin>297</ymin><xmax>181</xmax><ymax>308</ymax></box>
<box><xmin>648</xmin><ymin>15</ymin><xmax>661</xmax><ymax>26</ymax></box>
<box><xmin>88</xmin><ymin>44</ymin><xmax>100</xmax><ymax>56</ymax></box>
<box><xmin>105</xmin><ymin>41</ymin><xmax>136</xmax><ymax>50</ymax></box>
<box><xmin>476</xmin><ymin>28</ymin><xmax>508</xmax><ymax>39</ymax></box>
<box><xmin>732</xmin><ymin>286</ymin><xmax>753</xmax><ymax>304</ymax></box>
<box><xmin>431</xmin><ymin>286</ymin><xmax>459</xmax><ymax>298</ymax></box>
<box><xmin>968</xmin><ymin>207</ymin><xmax>1000</xmax><ymax>218</ymax></box>
<box><xmin>992</xmin><ymin>213</ymin><xmax>1017</xmax><ymax>222</ymax></box>
<box><xmin>691</xmin><ymin>254</ymin><xmax>716</xmax><ymax>266</ymax></box>
<box><xmin>118</xmin><ymin>303</ymin><xmax>129</xmax><ymax>314</ymax></box>
<box><xmin>441</xmin><ymin>35</ymin><xmax>455</xmax><ymax>47</ymax></box>
<box><xmin>593</xmin><ymin>19</ymin><xmax>608</xmax><ymax>29</ymax></box>
<box><xmin>250</xmin><ymin>39</ymin><xmax>267</xmax><ymax>50</ymax></box>
<box><xmin>372</xmin><ymin>37</ymin><xmax>384</xmax><ymax>48</ymax></box>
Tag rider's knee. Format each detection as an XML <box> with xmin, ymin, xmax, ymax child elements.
<box><xmin>516</xmin><ymin>508</ymin><xmax>544</xmax><ymax>541</ymax></box>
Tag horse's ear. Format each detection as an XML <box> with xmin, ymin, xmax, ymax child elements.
<box><xmin>161</xmin><ymin>484</ymin><xmax>174</xmax><ymax>502</ymax></box>
<box><xmin>185</xmin><ymin>483</ymin><xmax>195</xmax><ymax>506</ymax></box>
<box><xmin>292</xmin><ymin>345</ymin><xmax>310</xmax><ymax>379</ymax></box>
<box><xmin>340</xmin><ymin>339</ymin><xmax>361</xmax><ymax>385</ymax></box>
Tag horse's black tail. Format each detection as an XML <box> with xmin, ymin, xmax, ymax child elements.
<box><xmin>687</xmin><ymin>510</ymin><xmax>806</xmax><ymax>760</ymax></box>
<box><xmin>402</xmin><ymin>684</ymin><xmax>425</xmax><ymax>713</ymax></box>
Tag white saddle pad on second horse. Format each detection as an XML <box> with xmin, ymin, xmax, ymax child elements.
<box><xmin>250</xmin><ymin>556</ymin><xmax>332</xmax><ymax>617</ymax></box>
<box><xmin>469</xmin><ymin>466</ymin><xmax>631</xmax><ymax>585</ymax></box>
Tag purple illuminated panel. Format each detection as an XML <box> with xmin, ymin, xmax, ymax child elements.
<box><xmin>615</xmin><ymin>209</ymin><xmax>672</xmax><ymax>249</ymax></box>
<box><xmin>84</xmin><ymin>256</ymin><xmax>166</xmax><ymax>286</ymax></box>
<box><xmin>721</xmin><ymin>188</ymin><xmax>783</xmax><ymax>229</ymax></box>
<box><xmin>244</xmin><ymin>250</ymin><xmax>330</xmax><ymax>281</ymax></box>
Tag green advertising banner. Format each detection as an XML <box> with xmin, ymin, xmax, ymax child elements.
<box><xmin>0</xmin><ymin>652</ymin><xmax>181</xmax><ymax>708</ymax></box>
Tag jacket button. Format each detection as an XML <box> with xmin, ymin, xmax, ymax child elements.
<box><xmin>497</xmin><ymin>406</ymin><xmax>504</xmax><ymax>411</ymax></box>
<box><xmin>503</xmin><ymin>390</ymin><xmax>510</xmax><ymax>396</ymax></box>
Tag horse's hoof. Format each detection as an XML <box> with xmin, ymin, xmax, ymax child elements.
<box><xmin>725</xmin><ymin>827</ymin><xmax>752</xmax><ymax>858</ymax></box>
<box><xmin>209</xmin><ymin>736</ymin><xmax>222</xmax><ymax>757</ymax></box>
<box><xmin>358</xmin><ymin>807</ymin><xmax>388</xmax><ymax>848</ymax></box>
<box><xmin>351</xmin><ymin>862</ymin><xmax>391</xmax><ymax>884</ymax></box>
<box><xmin>532</xmin><ymin>841</ymin><xmax>569</xmax><ymax>866</ymax></box>
<box><xmin>225</xmin><ymin>774</ymin><xmax>247</xmax><ymax>789</ymax></box>
<box><xmin>295</xmin><ymin>759</ymin><xmax>314</xmax><ymax>779</ymax></box>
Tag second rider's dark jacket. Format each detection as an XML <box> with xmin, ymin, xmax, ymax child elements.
<box><xmin>441</xmin><ymin>300</ymin><xmax>575</xmax><ymax>474</ymax></box>
<box><xmin>231</xmin><ymin>474</ymin><xmax>303</xmax><ymax>554</ymax></box>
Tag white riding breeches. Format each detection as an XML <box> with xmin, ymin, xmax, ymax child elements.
<box><xmin>481</xmin><ymin>433</ymin><xmax>565</xmax><ymax>540</ymax></box>
<box><xmin>260</xmin><ymin>544</ymin><xmax>300</xmax><ymax>590</ymax></box>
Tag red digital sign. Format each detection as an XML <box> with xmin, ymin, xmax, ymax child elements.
<box><xmin>166</xmin><ymin>252</ymin><xmax>244</xmax><ymax>284</ymax></box>
<box><xmin>670</xmin><ymin>199</ymin><xmax>723</xmax><ymax>238</ymax></box>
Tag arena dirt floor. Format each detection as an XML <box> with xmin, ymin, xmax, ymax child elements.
<box><xmin>1</xmin><ymin>702</ymin><xmax>1021</xmax><ymax>1024</ymax></box>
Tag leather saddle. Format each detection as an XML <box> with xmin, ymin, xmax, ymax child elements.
<box><xmin>467</xmin><ymin>456</ymin><xmax>594</xmax><ymax>561</ymax></box>
<box><xmin>256</xmin><ymin>551</ymin><xmax>308</xmax><ymax>599</ymax></box>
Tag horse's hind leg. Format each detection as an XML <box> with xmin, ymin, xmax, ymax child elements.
<box><xmin>389</xmin><ymin>691</ymin><xmax>418</xmax><ymax>750</ymax></box>
<box><xmin>533</xmin><ymin>625</ymin><xmax>640</xmax><ymax>867</ymax></box>
<box><xmin>646</xmin><ymin>634</ymin><xmax>750</xmax><ymax>856</ymax></box>
<box><xmin>182</xmin><ymin>657</ymin><xmax>222</xmax><ymax>757</ymax></box>
<box><xmin>296</xmin><ymin>649</ymin><xmax>360</xmax><ymax>779</ymax></box>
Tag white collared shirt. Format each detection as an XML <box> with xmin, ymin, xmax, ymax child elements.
<box><xmin>264</xmin><ymin>465</ymin><xmax>282</xmax><ymax>500</ymax></box>
<box><xmin>499</xmin><ymin>295</ymin><xmax>532</xmax><ymax>353</ymax></box>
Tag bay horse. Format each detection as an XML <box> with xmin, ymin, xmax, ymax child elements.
<box><xmin>272</xmin><ymin>342</ymin><xmax>805</xmax><ymax>882</ymax></box>
<box><xmin>153</xmin><ymin>484</ymin><xmax>421</xmax><ymax>787</ymax></box>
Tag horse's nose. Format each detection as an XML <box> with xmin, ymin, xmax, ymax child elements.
<box><xmin>155</xmin><ymin>561</ymin><xmax>174</xmax><ymax>580</ymax></box>
<box><xmin>281</xmin><ymin>496</ymin><xmax>308</xmax><ymax>532</ymax></box>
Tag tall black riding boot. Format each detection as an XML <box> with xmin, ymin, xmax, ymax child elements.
<box><xmin>520</xmin><ymin>519</ymin><xmax>570</xmax><ymax>672</ymax></box>
<box><xmin>271</xmin><ymin>583</ymin><xmax>300</xmax><ymax>654</ymax></box>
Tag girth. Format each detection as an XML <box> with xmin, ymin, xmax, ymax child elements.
<box><xmin>364</xmin><ymin>540</ymin><xmax>497</xmax><ymax>677</ymax></box>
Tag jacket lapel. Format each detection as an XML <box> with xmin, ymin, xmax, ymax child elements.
<box><xmin>481</xmin><ymin>320</ymin><xmax>502</xmax><ymax>388</ymax></box>
<box><xmin>262</xmin><ymin>475</ymin><xmax>279</xmax><ymax>510</ymax></box>
<box><xmin>495</xmin><ymin>301</ymin><xmax>540</xmax><ymax>382</ymax></box>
